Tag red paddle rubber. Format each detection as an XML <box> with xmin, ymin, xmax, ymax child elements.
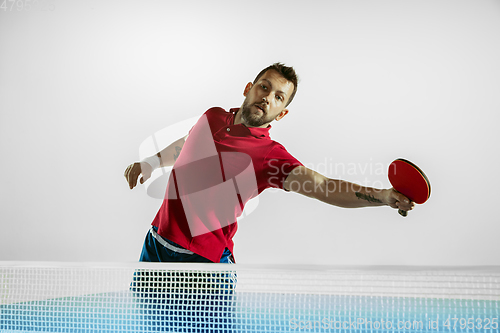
<box><xmin>388</xmin><ymin>159</ymin><xmax>431</xmax><ymax>217</ymax></box>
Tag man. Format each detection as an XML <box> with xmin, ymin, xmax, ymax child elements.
<box><xmin>124</xmin><ymin>63</ymin><xmax>414</xmax><ymax>265</ymax></box>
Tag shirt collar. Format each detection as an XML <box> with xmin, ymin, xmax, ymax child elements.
<box><xmin>230</xmin><ymin>108</ymin><xmax>271</xmax><ymax>139</ymax></box>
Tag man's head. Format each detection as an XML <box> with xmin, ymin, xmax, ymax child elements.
<box><xmin>239</xmin><ymin>63</ymin><xmax>299</xmax><ymax>128</ymax></box>
<box><xmin>253</xmin><ymin>63</ymin><xmax>299</xmax><ymax>107</ymax></box>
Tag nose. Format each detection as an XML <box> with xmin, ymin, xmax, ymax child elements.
<box><xmin>262</xmin><ymin>95</ymin><xmax>269</xmax><ymax>104</ymax></box>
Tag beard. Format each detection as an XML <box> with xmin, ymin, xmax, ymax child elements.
<box><xmin>240</xmin><ymin>99</ymin><xmax>271</xmax><ymax>127</ymax></box>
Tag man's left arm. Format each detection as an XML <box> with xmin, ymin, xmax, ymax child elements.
<box><xmin>283</xmin><ymin>166</ymin><xmax>415</xmax><ymax>212</ymax></box>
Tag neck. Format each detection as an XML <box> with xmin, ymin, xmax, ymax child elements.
<box><xmin>233</xmin><ymin>110</ymin><xmax>243</xmax><ymax>125</ymax></box>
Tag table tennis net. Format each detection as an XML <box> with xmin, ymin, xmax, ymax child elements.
<box><xmin>1</xmin><ymin>262</ymin><xmax>499</xmax><ymax>332</ymax></box>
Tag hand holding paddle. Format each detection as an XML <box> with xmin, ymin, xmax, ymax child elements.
<box><xmin>388</xmin><ymin>159</ymin><xmax>431</xmax><ymax>217</ymax></box>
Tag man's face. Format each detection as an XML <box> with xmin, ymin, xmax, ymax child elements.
<box><xmin>240</xmin><ymin>70</ymin><xmax>295</xmax><ymax>127</ymax></box>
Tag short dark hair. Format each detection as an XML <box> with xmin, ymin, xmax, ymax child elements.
<box><xmin>253</xmin><ymin>63</ymin><xmax>299</xmax><ymax>107</ymax></box>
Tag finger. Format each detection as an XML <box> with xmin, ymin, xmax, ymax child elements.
<box><xmin>124</xmin><ymin>166</ymin><xmax>133</xmax><ymax>189</ymax></box>
<box><xmin>396</xmin><ymin>204</ymin><xmax>408</xmax><ymax>217</ymax></box>
<box><xmin>124</xmin><ymin>164</ymin><xmax>132</xmax><ymax>178</ymax></box>
<box><xmin>140</xmin><ymin>172</ymin><xmax>152</xmax><ymax>185</ymax></box>
<box><xmin>124</xmin><ymin>164</ymin><xmax>136</xmax><ymax>179</ymax></box>
<box><xmin>126</xmin><ymin>168</ymin><xmax>135</xmax><ymax>189</ymax></box>
<box><xmin>393</xmin><ymin>191</ymin><xmax>410</xmax><ymax>205</ymax></box>
<box><xmin>397</xmin><ymin>200</ymin><xmax>414</xmax><ymax>212</ymax></box>
<box><xmin>130</xmin><ymin>171</ymin><xmax>139</xmax><ymax>189</ymax></box>
<box><xmin>133</xmin><ymin>163</ymin><xmax>145</xmax><ymax>189</ymax></box>
<box><xmin>127</xmin><ymin>171</ymin><xmax>139</xmax><ymax>189</ymax></box>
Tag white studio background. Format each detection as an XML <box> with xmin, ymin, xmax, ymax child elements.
<box><xmin>1</xmin><ymin>0</ymin><xmax>499</xmax><ymax>266</ymax></box>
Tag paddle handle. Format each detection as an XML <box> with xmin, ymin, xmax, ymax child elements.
<box><xmin>398</xmin><ymin>209</ymin><xmax>408</xmax><ymax>217</ymax></box>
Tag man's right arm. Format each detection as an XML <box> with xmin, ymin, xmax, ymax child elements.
<box><xmin>124</xmin><ymin>134</ymin><xmax>188</xmax><ymax>189</ymax></box>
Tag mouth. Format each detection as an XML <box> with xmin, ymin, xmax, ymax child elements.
<box><xmin>253</xmin><ymin>104</ymin><xmax>266</xmax><ymax>114</ymax></box>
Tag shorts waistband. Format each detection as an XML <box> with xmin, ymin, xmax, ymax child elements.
<box><xmin>149</xmin><ymin>227</ymin><xmax>194</xmax><ymax>255</ymax></box>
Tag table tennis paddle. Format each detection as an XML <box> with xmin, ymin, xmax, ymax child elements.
<box><xmin>388</xmin><ymin>158</ymin><xmax>431</xmax><ymax>217</ymax></box>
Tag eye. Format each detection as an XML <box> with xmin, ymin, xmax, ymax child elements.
<box><xmin>260</xmin><ymin>84</ymin><xmax>267</xmax><ymax>90</ymax></box>
<box><xmin>276</xmin><ymin>95</ymin><xmax>283</xmax><ymax>102</ymax></box>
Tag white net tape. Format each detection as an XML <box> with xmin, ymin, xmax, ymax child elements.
<box><xmin>1</xmin><ymin>262</ymin><xmax>499</xmax><ymax>332</ymax></box>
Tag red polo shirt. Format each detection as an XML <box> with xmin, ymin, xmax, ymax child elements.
<box><xmin>151</xmin><ymin>107</ymin><xmax>303</xmax><ymax>262</ymax></box>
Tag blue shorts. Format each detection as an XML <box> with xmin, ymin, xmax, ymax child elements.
<box><xmin>139</xmin><ymin>226</ymin><xmax>235</xmax><ymax>264</ymax></box>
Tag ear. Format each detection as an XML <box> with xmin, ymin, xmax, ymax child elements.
<box><xmin>275</xmin><ymin>109</ymin><xmax>289</xmax><ymax>121</ymax></box>
<box><xmin>243</xmin><ymin>82</ymin><xmax>253</xmax><ymax>96</ymax></box>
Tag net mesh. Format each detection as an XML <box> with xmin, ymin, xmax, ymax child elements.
<box><xmin>1</xmin><ymin>262</ymin><xmax>499</xmax><ymax>332</ymax></box>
